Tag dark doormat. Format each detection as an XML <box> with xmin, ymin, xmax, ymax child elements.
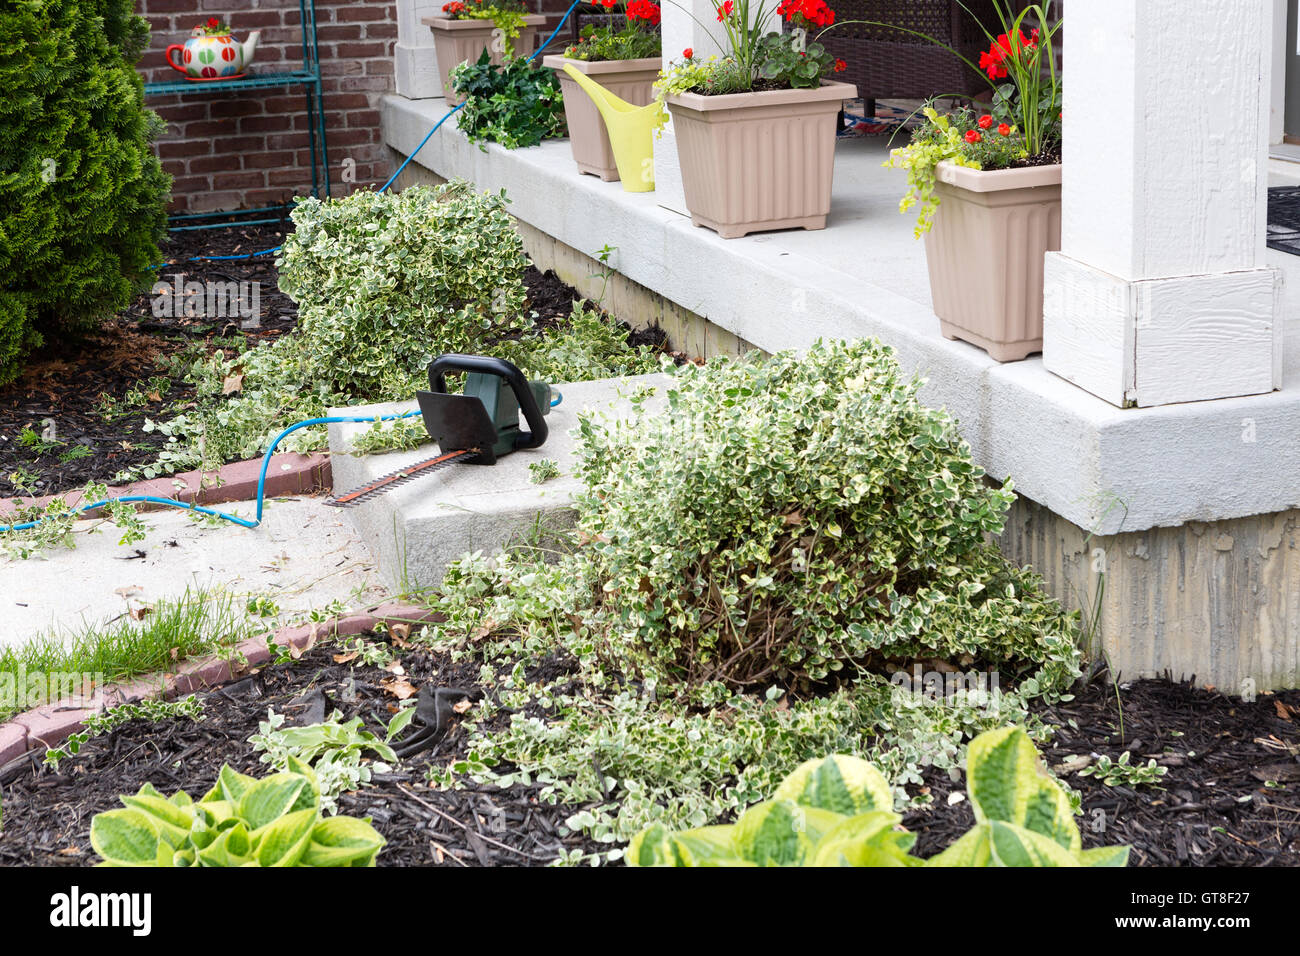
<box><xmin>1267</xmin><ymin>185</ymin><xmax>1300</xmax><ymax>255</ymax></box>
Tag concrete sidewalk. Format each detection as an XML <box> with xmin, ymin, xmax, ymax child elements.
<box><xmin>0</xmin><ymin>495</ymin><xmax>388</xmax><ymax>650</ymax></box>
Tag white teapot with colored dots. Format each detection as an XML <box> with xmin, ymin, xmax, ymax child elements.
<box><xmin>165</xmin><ymin>18</ymin><xmax>260</xmax><ymax>81</ymax></box>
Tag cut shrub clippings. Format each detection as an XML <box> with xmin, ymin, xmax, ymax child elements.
<box><xmin>419</xmin><ymin>338</ymin><xmax>1082</xmax><ymax>849</ymax></box>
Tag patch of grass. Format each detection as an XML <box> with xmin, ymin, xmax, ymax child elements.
<box><xmin>0</xmin><ymin>587</ymin><xmax>261</xmax><ymax>721</ymax></box>
<box><xmin>58</xmin><ymin>445</ymin><xmax>93</xmax><ymax>465</ymax></box>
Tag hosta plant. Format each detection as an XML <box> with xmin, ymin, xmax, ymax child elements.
<box><xmin>628</xmin><ymin>728</ymin><xmax>1130</xmax><ymax>866</ymax></box>
<box><xmin>89</xmin><ymin>762</ymin><xmax>385</xmax><ymax>867</ymax></box>
<box><xmin>928</xmin><ymin>726</ymin><xmax>1128</xmax><ymax>867</ymax></box>
<box><xmin>628</xmin><ymin>753</ymin><xmax>919</xmax><ymax>866</ymax></box>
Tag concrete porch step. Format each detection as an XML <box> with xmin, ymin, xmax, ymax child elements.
<box><xmin>326</xmin><ymin>373</ymin><xmax>670</xmax><ymax>591</ymax></box>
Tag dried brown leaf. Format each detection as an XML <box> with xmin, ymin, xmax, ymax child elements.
<box><xmin>382</xmin><ymin>677</ymin><xmax>418</xmax><ymax>700</ymax></box>
<box><xmin>289</xmin><ymin>629</ymin><xmax>317</xmax><ymax>661</ymax></box>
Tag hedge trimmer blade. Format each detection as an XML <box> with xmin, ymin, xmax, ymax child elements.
<box><xmin>325</xmin><ymin>448</ymin><xmax>480</xmax><ymax>508</ymax></box>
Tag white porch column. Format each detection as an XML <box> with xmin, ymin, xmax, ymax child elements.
<box><xmin>656</xmin><ymin>0</ymin><xmax>733</xmax><ymax>214</ymax></box>
<box><xmin>395</xmin><ymin>0</ymin><xmax>444</xmax><ymax>99</ymax></box>
<box><xmin>1042</xmin><ymin>0</ymin><xmax>1282</xmax><ymax>408</ymax></box>
<box><xmin>660</xmin><ymin>0</ymin><xmax>727</xmax><ymax>63</ymax></box>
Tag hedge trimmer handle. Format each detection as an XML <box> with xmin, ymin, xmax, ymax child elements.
<box><xmin>427</xmin><ymin>354</ymin><xmax>549</xmax><ymax>452</ymax></box>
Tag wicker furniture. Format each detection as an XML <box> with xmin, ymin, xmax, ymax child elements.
<box><xmin>821</xmin><ymin>0</ymin><xmax>1011</xmax><ymax>117</ymax></box>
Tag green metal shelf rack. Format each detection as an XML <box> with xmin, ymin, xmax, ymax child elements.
<box><xmin>144</xmin><ymin>0</ymin><xmax>331</xmax><ymax>231</ymax></box>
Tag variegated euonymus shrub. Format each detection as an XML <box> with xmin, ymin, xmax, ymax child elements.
<box><xmin>89</xmin><ymin>762</ymin><xmax>385</xmax><ymax>867</ymax></box>
<box><xmin>277</xmin><ymin>180</ymin><xmax>529</xmax><ymax>397</ymax></box>
<box><xmin>629</xmin><ymin>727</ymin><xmax>1129</xmax><ymax>867</ymax></box>
<box><xmin>574</xmin><ymin>339</ymin><xmax>1078</xmax><ymax>692</ymax></box>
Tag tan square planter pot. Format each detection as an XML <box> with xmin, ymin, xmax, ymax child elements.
<box><xmin>666</xmin><ymin>81</ymin><xmax>855</xmax><ymax>239</ymax></box>
<box><xmin>925</xmin><ymin>161</ymin><xmax>1062</xmax><ymax>362</ymax></box>
<box><xmin>422</xmin><ymin>14</ymin><xmax>547</xmax><ymax>107</ymax></box>
<box><xmin>542</xmin><ymin>55</ymin><xmax>662</xmax><ymax>182</ymax></box>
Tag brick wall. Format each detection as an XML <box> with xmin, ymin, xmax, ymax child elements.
<box><xmin>139</xmin><ymin>0</ymin><xmax>399</xmax><ymax>214</ymax></box>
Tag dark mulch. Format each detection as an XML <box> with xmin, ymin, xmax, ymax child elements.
<box><xmin>2</xmin><ymin>646</ymin><xmax>1297</xmax><ymax>866</ymax></box>
<box><xmin>0</xmin><ymin>634</ymin><xmax>602</xmax><ymax>867</ymax></box>
<box><xmin>0</xmin><ymin>223</ymin><xmax>656</xmax><ymax>499</ymax></box>
<box><xmin>905</xmin><ymin>674</ymin><xmax>1300</xmax><ymax>866</ymax></box>
<box><xmin>0</xmin><ymin>224</ymin><xmax>294</xmax><ymax>499</ymax></box>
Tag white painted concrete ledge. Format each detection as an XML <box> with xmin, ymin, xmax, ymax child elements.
<box><xmin>381</xmin><ymin>93</ymin><xmax>1300</xmax><ymax>536</ymax></box>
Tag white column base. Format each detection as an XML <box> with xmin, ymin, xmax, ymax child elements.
<box><xmin>395</xmin><ymin>42</ymin><xmax>443</xmax><ymax>100</ymax></box>
<box><xmin>395</xmin><ymin>0</ymin><xmax>444</xmax><ymax>99</ymax></box>
<box><xmin>1044</xmin><ymin>252</ymin><xmax>1282</xmax><ymax>408</ymax></box>
<box><xmin>653</xmin><ymin>120</ymin><xmax>688</xmax><ymax>217</ymax></box>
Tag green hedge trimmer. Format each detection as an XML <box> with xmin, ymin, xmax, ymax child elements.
<box><xmin>326</xmin><ymin>354</ymin><xmax>553</xmax><ymax>508</ymax></box>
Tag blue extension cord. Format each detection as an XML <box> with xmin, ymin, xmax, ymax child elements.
<box><xmin>3</xmin><ymin>7</ymin><xmax>578</xmax><ymax>535</ymax></box>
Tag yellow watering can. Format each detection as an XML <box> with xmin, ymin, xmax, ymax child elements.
<box><xmin>562</xmin><ymin>64</ymin><xmax>662</xmax><ymax>193</ymax></box>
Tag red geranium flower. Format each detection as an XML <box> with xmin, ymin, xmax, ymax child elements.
<box><xmin>964</xmin><ymin>129</ymin><xmax>982</xmax><ymax>144</ymax></box>
<box><xmin>977</xmin><ymin>114</ymin><xmax>993</xmax><ymax>129</ymax></box>
<box><xmin>777</xmin><ymin>0</ymin><xmax>835</xmax><ymax>28</ymax></box>
<box><xmin>833</xmin><ymin>58</ymin><xmax>847</xmax><ymax>73</ymax></box>
<box><xmin>978</xmin><ymin>31</ymin><xmax>1033</xmax><ymax>79</ymax></box>
<box><xmin>627</xmin><ymin>0</ymin><xmax>661</xmax><ymax>25</ymax></box>
<box><xmin>717</xmin><ymin>0</ymin><xmax>734</xmax><ymax>21</ymax></box>
<box><xmin>998</xmin><ymin>123</ymin><xmax>1011</xmax><ymax>136</ymax></box>
<box><xmin>683</xmin><ymin>47</ymin><xmax>694</xmax><ymax>59</ymax></box>
<box><xmin>207</xmin><ymin>16</ymin><xmax>219</xmax><ymax>28</ymax></box>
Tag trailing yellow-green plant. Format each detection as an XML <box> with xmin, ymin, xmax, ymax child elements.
<box><xmin>876</xmin><ymin>1</ymin><xmax>1061</xmax><ymax>236</ymax></box>
<box><xmin>883</xmin><ymin>107</ymin><xmax>983</xmax><ymax>238</ymax></box>
<box><xmin>89</xmin><ymin>761</ymin><xmax>385</xmax><ymax>867</ymax></box>
<box><xmin>438</xmin><ymin>0</ymin><xmax>531</xmax><ymax>51</ymax></box>
<box><xmin>628</xmin><ymin>727</ymin><xmax>1129</xmax><ymax>867</ymax></box>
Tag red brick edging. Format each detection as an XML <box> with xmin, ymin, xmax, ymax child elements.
<box><xmin>0</xmin><ymin>452</ymin><xmax>331</xmax><ymax>519</ymax></box>
<box><xmin>0</xmin><ymin>601</ymin><xmax>437</xmax><ymax>768</ymax></box>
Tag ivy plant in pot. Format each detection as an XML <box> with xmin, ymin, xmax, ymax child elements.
<box><xmin>542</xmin><ymin>0</ymin><xmax>663</xmax><ymax>182</ymax></box>
<box><xmin>422</xmin><ymin>0</ymin><xmax>548</xmax><ymax>107</ymax></box>
<box><xmin>655</xmin><ymin>0</ymin><xmax>855</xmax><ymax>239</ymax></box>
<box><xmin>883</xmin><ymin>0</ymin><xmax>1061</xmax><ymax>362</ymax></box>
